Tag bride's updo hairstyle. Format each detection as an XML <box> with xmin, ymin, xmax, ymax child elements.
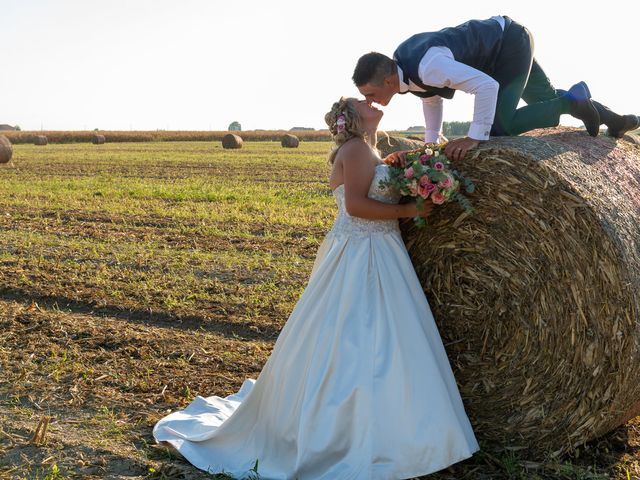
<box><xmin>325</xmin><ymin>97</ymin><xmax>366</xmax><ymax>164</ymax></box>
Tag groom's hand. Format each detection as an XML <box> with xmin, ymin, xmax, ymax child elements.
<box><xmin>444</xmin><ymin>137</ymin><xmax>480</xmax><ymax>161</ymax></box>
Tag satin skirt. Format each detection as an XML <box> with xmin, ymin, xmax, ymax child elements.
<box><xmin>153</xmin><ymin>230</ymin><xmax>479</xmax><ymax>479</ymax></box>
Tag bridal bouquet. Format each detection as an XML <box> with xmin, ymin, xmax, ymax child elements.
<box><xmin>379</xmin><ymin>143</ymin><xmax>475</xmax><ymax>228</ymax></box>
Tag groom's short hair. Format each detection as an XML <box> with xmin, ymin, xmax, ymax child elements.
<box><xmin>352</xmin><ymin>52</ymin><xmax>396</xmax><ymax>87</ymax></box>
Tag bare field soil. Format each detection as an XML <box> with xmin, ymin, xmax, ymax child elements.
<box><xmin>1</xmin><ymin>142</ymin><xmax>638</xmax><ymax>479</ymax></box>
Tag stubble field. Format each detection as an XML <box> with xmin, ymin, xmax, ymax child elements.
<box><xmin>0</xmin><ymin>140</ymin><xmax>638</xmax><ymax>479</ymax></box>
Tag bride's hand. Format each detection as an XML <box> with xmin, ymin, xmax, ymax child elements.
<box><xmin>417</xmin><ymin>200</ymin><xmax>434</xmax><ymax>218</ymax></box>
<box><xmin>405</xmin><ymin>199</ymin><xmax>434</xmax><ymax>218</ymax></box>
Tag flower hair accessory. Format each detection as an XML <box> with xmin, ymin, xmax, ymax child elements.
<box><xmin>336</xmin><ymin>113</ymin><xmax>346</xmax><ymax>133</ymax></box>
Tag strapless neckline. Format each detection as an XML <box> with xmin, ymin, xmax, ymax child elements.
<box><xmin>328</xmin><ymin>163</ymin><xmax>401</xmax><ymax>237</ymax></box>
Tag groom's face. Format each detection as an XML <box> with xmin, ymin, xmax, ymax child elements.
<box><xmin>357</xmin><ymin>76</ymin><xmax>397</xmax><ymax>107</ymax></box>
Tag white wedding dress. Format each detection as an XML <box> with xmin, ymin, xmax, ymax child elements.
<box><xmin>153</xmin><ymin>163</ymin><xmax>479</xmax><ymax>479</ymax></box>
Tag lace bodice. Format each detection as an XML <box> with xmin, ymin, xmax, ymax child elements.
<box><xmin>328</xmin><ymin>164</ymin><xmax>402</xmax><ymax>237</ymax></box>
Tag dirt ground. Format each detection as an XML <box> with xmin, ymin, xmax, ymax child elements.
<box><xmin>1</xmin><ymin>296</ymin><xmax>639</xmax><ymax>479</ymax></box>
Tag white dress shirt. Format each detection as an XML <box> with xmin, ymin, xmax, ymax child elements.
<box><xmin>398</xmin><ymin>15</ymin><xmax>504</xmax><ymax>143</ymax></box>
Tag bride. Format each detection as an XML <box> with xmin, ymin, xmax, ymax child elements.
<box><xmin>153</xmin><ymin>97</ymin><xmax>479</xmax><ymax>479</ymax></box>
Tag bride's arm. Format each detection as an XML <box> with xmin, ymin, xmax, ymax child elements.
<box><xmin>338</xmin><ymin>140</ymin><xmax>428</xmax><ymax>220</ymax></box>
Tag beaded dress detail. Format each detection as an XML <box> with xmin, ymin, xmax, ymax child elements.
<box><xmin>328</xmin><ymin>164</ymin><xmax>401</xmax><ymax>238</ymax></box>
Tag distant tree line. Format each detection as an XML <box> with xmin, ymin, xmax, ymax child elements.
<box><xmin>400</xmin><ymin>122</ymin><xmax>471</xmax><ymax>138</ymax></box>
<box><xmin>442</xmin><ymin>121</ymin><xmax>471</xmax><ymax>137</ymax></box>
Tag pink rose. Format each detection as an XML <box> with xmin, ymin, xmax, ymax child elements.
<box><xmin>434</xmin><ymin>162</ymin><xmax>445</xmax><ymax>171</ymax></box>
<box><xmin>438</xmin><ymin>176</ymin><xmax>452</xmax><ymax>189</ymax></box>
<box><xmin>425</xmin><ymin>183</ymin><xmax>436</xmax><ymax>193</ymax></box>
<box><xmin>404</xmin><ymin>166</ymin><xmax>414</xmax><ymax>179</ymax></box>
<box><xmin>418</xmin><ymin>184</ymin><xmax>431</xmax><ymax>199</ymax></box>
<box><xmin>419</xmin><ymin>175</ymin><xmax>431</xmax><ymax>187</ymax></box>
<box><xmin>431</xmin><ymin>191</ymin><xmax>445</xmax><ymax>205</ymax></box>
<box><xmin>419</xmin><ymin>154</ymin><xmax>429</xmax><ymax>165</ymax></box>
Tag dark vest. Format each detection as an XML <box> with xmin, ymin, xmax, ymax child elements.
<box><xmin>394</xmin><ymin>16</ymin><xmax>510</xmax><ymax>99</ymax></box>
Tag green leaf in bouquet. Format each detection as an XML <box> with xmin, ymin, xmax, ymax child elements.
<box><xmin>452</xmin><ymin>191</ymin><xmax>475</xmax><ymax>214</ymax></box>
<box><xmin>428</xmin><ymin>170</ymin><xmax>447</xmax><ymax>182</ymax></box>
<box><xmin>410</xmin><ymin>160</ymin><xmax>424</xmax><ymax>176</ymax></box>
<box><xmin>460</xmin><ymin>176</ymin><xmax>475</xmax><ymax>193</ymax></box>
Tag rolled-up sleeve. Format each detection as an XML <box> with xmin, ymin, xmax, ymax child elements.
<box><xmin>422</xmin><ymin>96</ymin><xmax>443</xmax><ymax>143</ymax></box>
<box><xmin>418</xmin><ymin>48</ymin><xmax>498</xmax><ymax>141</ymax></box>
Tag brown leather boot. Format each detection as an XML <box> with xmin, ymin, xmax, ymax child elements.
<box><xmin>592</xmin><ymin>101</ymin><xmax>640</xmax><ymax>139</ymax></box>
<box><xmin>565</xmin><ymin>82</ymin><xmax>600</xmax><ymax>137</ymax></box>
<box><xmin>606</xmin><ymin>114</ymin><xmax>640</xmax><ymax>139</ymax></box>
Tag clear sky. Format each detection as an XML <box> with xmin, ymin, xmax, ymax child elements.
<box><xmin>1</xmin><ymin>0</ymin><xmax>638</xmax><ymax>132</ymax></box>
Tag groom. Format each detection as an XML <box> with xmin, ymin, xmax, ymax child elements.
<box><xmin>353</xmin><ymin>15</ymin><xmax>639</xmax><ymax>161</ymax></box>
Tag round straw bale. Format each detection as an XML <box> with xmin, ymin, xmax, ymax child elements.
<box><xmin>0</xmin><ymin>135</ymin><xmax>13</xmax><ymax>164</ymax></box>
<box><xmin>92</xmin><ymin>134</ymin><xmax>106</xmax><ymax>145</ymax></box>
<box><xmin>34</xmin><ymin>135</ymin><xmax>48</xmax><ymax>146</ymax></box>
<box><xmin>281</xmin><ymin>134</ymin><xmax>300</xmax><ymax>148</ymax></box>
<box><xmin>398</xmin><ymin>127</ymin><xmax>640</xmax><ymax>457</ymax></box>
<box><xmin>222</xmin><ymin>133</ymin><xmax>242</xmax><ymax>149</ymax></box>
<box><xmin>376</xmin><ymin>135</ymin><xmax>424</xmax><ymax>158</ymax></box>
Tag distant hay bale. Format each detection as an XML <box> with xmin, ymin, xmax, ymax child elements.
<box><xmin>396</xmin><ymin>127</ymin><xmax>640</xmax><ymax>457</ymax></box>
<box><xmin>0</xmin><ymin>135</ymin><xmax>13</xmax><ymax>164</ymax></box>
<box><xmin>281</xmin><ymin>134</ymin><xmax>300</xmax><ymax>148</ymax></box>
<box><xmin>34</xmin><ymin>135</ymin><xmax>48</xmax><ymax>146</ymax></box>
<box><xmin>92</xmin><ymin>134</ymin><xmax>106</xmax><ymax>145</ymax></box>
<box><xmin>376</xmin><ymin>135</ymin><xmax>424</xmax><ymax>158</ymax></box>
<box><xmin>222</xmin><ymin>133</ymin><xmax>242</xmax><ymax>149</ymax></box>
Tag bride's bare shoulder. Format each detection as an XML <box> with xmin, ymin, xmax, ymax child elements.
<box><xmin>335</xmin><ymin>138</ymin><xmax>374</xmax><ymax>163</ymax></box>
